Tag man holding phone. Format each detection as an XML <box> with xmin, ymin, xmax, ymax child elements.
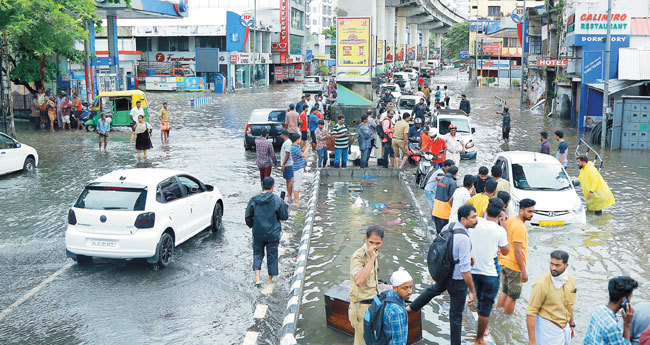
<box><xmin>584</xmin><ymin>276</ymin><xmax>638</xmax><ymax>344</ymax></box>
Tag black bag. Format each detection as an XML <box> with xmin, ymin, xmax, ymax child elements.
<box><xmin>363</xmin><ymin>290</ymin><xmax>404</xmax><ymax>345</ymax></box>
<box><xmin>426</xmin><ymin>223</ymin><xmax>468</xmax><ymax>287</ymax></box>
<box><xmin>377</xmin><ymin>119</ymin><xmax>390</xmax><ymax>140</ymax></box>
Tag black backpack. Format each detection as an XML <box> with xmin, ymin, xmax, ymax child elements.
<box><xmin>427</xmin><ymin>223</ymin><xmax>468</xmax><ymax>287</ymax></box>
<box><xmin>363</xmin><ymin>290</ymin><xmax>405</xmax><ymax>345</ymax></box>
<box><xmin>377</xmin><ymin>119</ymin><xmax>390</xmax><ymax>140</ymax></box>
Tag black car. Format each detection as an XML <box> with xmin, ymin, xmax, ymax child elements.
<box><xmin>244</xmin><ymin>108</ymin><xmax>287</xmax><ymax>151</ymax></box>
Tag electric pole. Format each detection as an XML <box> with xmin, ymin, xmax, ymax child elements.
<box><xmin>520</xmin><ymin>0</ymin><xmax>527</xmax><ymax>107</ymax></box>
<box><xmin>601</xmin><ymin>0</ymin><xmax>612</xmax><ymax>148</ymax></box>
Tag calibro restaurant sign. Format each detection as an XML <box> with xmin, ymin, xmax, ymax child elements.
<box><xmin>573</xmin><ymin>9</ymin><xmax>630</xmax><ymax>35</ymax></box>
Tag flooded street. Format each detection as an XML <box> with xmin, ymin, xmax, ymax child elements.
<box><xmin>1</xmin><ymin>69</ymin><xmax>649</xmax><ymax>345</ymax></box>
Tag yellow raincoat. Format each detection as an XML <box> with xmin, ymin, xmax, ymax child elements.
<box><xmin>576</xmin><ymin>161</ymin><xmax>615</xmax><ymax>211</ymax></box>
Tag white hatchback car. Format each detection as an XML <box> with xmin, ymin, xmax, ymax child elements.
<box><xmin>302</xmin><ymin>75</ymin><xmax>327</xmax><ymax>95</ymax></box>
<box><xmin>492</xmin><ymin>151</ymin><xmax>586</xmax><ymax>226</ymax></box>
<box><xmin>0</xmin><ymin>132</ymin><xmax>38</xmax><ymax>176</ymax></box>
<box><xmin>65</xmin><ymin>169</ymin><xmax>224</xmax><ymax>267</ymax></box>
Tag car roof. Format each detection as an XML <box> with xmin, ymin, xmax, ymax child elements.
<box><xmin>92</xmin><ymin>168</ymin><xmax>187</xmax><ymax>187</ymax></box>
<box><xmin>97</xmin><ymin>90</ymin><xmax>146</xmax><ymax>97</ymax></box>
<box><xmin>304</xmin><ymin>75</ymin><xmax>321</xmax><ymax>78</ymax></box>
<box><xmin>399</xmin><ymin>95</ymin><xmax>421</xmax><ymax>99</ymax></box>
<box><xmin>497</xmin><ymin>151</ymin><xmax>563</xmax><ymax>165</ymax></box>
<box><xmin>436</xmin><ymin>109</ymin><xmax>467</xmax><ymax>116</ymax></box>
<box><xmin>248</xmin><ymin>108</ymin><xmax>284</xmax><ymax>124</ymax></box>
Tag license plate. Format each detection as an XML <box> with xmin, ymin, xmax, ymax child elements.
<box><xmin>539</xmin><ymin>220</ymin><xmax>565</xmax><ymax>227</ymax></box>
<box><xmin>89</xmin><ymin>239</ymin><xmax>117</xmax><ymax>248</ymax></box>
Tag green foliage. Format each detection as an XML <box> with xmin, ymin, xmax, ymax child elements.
<box><xmin>322</xmin><ymin>25</ymin><xmax>336</xmax><ymax>38</ymax></box>
<box><xmin>486</xmin><ymin>76</ymin><xmax>495</xmax><ymax>84</ymax></box>
<box><xmin>316</xmin><ymin>64</ymin><xmax>330</xmax><ymax>77</ymax></box>
<box><xmin>512</xmin><ymin>79</ymin><xmax>520</xmax><ymax>87</ymax></box>
<box><xmin>440</xmin><ymin>21</ymin><xmax>469</xmax><ymax>60</ymax></box>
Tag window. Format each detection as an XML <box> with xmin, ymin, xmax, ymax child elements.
<box><xmin>511</xmin><ymin>163</ymin><xmax>571</xmax><ymax>190</ymax></box>
<box><xmin>502</xmin><ymin>38</ymin><xmax>519</xmax><ymax>48</ymax></box>
<box><xmin>177</xmin><ymin>176</ymin><xmax>204</xmax><ymax>196</ymax></box>
<box><xmin>529</xmin><ymin>36</ymin><xmax>542</xmax><ymax>54</ymax></box>
<box><xmin>496</xmin><ymin>158</ymin><xmax>509</xmax><ymax>181</ymax></box>
<box><xmin>0</xmin><ymin>134</ymin><xmax>16</xmax><ymax>149</ymax></box>
<box><xmin>135</xmin><ymin>37</ymin><xmax>151</xmax><ymax>52</ymax></box>
<box><xmin>290</xmin><ymin>34</ymin><xmax>302</xmax><ymax>54</ymax></box>
<box><xmin>158</xmin><ymin>178</ymin><xmax>184</xmax><ymax>203</ymax></box>
<box><xmin>313</xmin><ymin>19</ymin><xmax>317</xmax><ymax>25</ymax></box>
<box><xmin>158</xmin><ymin>37</ymin><xmax>189</xmax><ymax>51</ymax></box>
<box><xmin>75</xmin><ymin>186</ymin><xmax>148</xmax><ymax>211</ymax></box>
<box><xmin>488</xmin><ymin>6</ymin><xmax>500</xmax><ymax>17</ymax></box>
<box><xmin>322</xmin><ymin>17</ymin><xmax>327</xmax><ymax>26</ymax></box>
<box><xmin>438</xmin><ymin>119</ymin><xmax>471</xmax><ymax>134</ymax></box>
<box><xmin>196</xmin><ymin>36</ymin><xmax>218</xmax><ymax>48</ymax></box>
<box><xmin>291</xmin><ymin>8</ymin><xmax>304</xmax><ymax>30</ymax></box>
<box><xmin>114</xmin><ymin>97</ymin><xmax>130</xmax><ymax>112</ymax></box>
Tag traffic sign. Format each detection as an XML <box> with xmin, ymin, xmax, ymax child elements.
<box><xmin>511</xmin><ymin>6</ymin><xmax>525</xmax><ymax>24</ymax></box>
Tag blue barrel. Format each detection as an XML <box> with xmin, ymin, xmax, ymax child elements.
<box><xmin>146</xmin><ymin>69</ymin><xmax>156</xmax><ymax>76</ymax></box>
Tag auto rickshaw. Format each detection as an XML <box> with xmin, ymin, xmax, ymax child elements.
<box><xmin>84</xmin><ymin>90</ymin><xmax>150</xmax><ymax>131</ymax></box>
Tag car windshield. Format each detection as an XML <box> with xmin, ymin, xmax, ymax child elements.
<box><xmin>511</xmin><ymin>163</ymin><xmax>572</xmax><ymax>191</ymax></box>
<box><xmin>438</xmin><ymin>118</ymin><xmax>471</xmax><ymax>134</ymax></box>
<box><xmin>393</xmin><ymin>74</ymin><xmax>404</xmax><ymax>80</ymax></box>
<box><xmin>399</xmin><ymin>98</ymin><xmax>416</xmax><ymax>109</ymax></box>
<box><xmin>304</xmin><ymin>77</ymin><xmax>319</xmax><ymax>83</ymax></box>
<box><xmin>385</xmin><ymin>85</ymin><xmax>397</xmax><ymax>91</ymax></box>
<box><xmin>75</xmin><ymin>186</ymin><xmax>147</xmax><ymax>211</ymax></box>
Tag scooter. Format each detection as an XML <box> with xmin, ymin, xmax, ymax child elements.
<box><xmin>415</xmin><ymin>150</ymin><xmax>444</xmax><ymax>186</ymax></box>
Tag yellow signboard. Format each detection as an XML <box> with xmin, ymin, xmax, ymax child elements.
<box><xmin>376</xmin><ymin>39</ymin><xmax>384</xmax><ymax>64</ymax></box>
<box><xmin>336</xmin><ymin>17</ymin><xmax>371</xmax><ymax>82</ymax></box>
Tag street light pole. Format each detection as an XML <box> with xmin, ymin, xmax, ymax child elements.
<box><xmin>519</xmin><ymin>0</ymin><xmax>527</xmax><ymax>107</ymax></box>
<box><xmin>252</xmin><ymin>0</ymin><xmax>257</xmax><ymax>87</ymax></box>
<box><xmin>600</xmin><ymin>0</ymin><xmax>612</xmax><ymax>148</ymax></box>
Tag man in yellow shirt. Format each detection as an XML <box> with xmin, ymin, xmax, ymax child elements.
<box><xmin>497</xmin><ymin>198</ymin><xmax>536</xmax><ymax>315</ymax></box>
<box><xmin>349</xmin><ymin>226</ymin><xmax>384</xmax><ymax>345</ymax></box>
<box><xmin>575</xmin><ymin>155</ymin><xmax>615</xmax><ymax>215</ymax></box>
<box><xmin>392</xmin><ymin>113</ymin><xmax>411</xmax><ymax>169</ymax></box>
<box><xmin>159</xmin><ymin>102</ymin><xmax>170</xmax><ymax>142</ymax></box>
<box><xmin>526</xmin><ymin>250</ymin><xmax>577</xmax><ymax>345</ymax></box>
<box><xmin>491</xmin><ymin>165</ymin><xmax>510</xmax><ymax>194</ymax></box>
<box><xmin>466</xmin><ymin>179</ymin><xmax>497</xmax><ymax>217</ymax></box>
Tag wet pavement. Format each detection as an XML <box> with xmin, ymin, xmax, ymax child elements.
<box><xmin>1</xmin><ymin>69</ymin><xmax>649</xmax><ymax>345</ymax></box>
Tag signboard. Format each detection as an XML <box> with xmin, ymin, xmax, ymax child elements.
<box><xmin>573</xmin><ymin>9</ymin><xmax>630</xmax><ymax>35</ymax></box>
<box><xmin>396</xmin><ymin>44</ymin><xmax>405</xmax><ymax>61</ymax></box>
<box><xmin>229</xmin><ymin>54</ymin><xmax>238</xmax><ymax>63</ymax></box>
<box><xmin>470</xmin><ymin>20</ymin><xmax>497</xmax><ymax>32</ymax></box>
<box><xmin>239</xmin><ymin>54</ymin><xmax>251</xmax><ymax>64</ymax></box>
<box><xmin>479</xmin><ymin>42</ymin><xmax>502</xmax><ymax>56</ymax></box>
<box><xmin>177</xmin><ymin>76</ymin><xmax>207</xmax><ymax>91</ymax></box>
<box><xmin>306</xmin><ymin>50</ymin><xmax>313</xmax><ymax>62</ymax></box>
<box><xmin>376</xmin><ymin>40</ymin><xmax>384</xmax><ymax>64</ymax></box>
<box><xmin>511</xmin><ymin>6</ymin><xmax>525</xmax><ymax>24</ymax></box>
<box><xmin>536</xmin><ymin>59</ymin><xmax>568</xmax><ymax>67</ymax></box>
<box><xmin>336</xmin><ymin>17</ymin><xmax>371</xmax><ymax>82</ymax></box>
<box><xmin>386</xmin><ymin>44</ymin><xmax>393</xmax><ymax>62</ymax></box>
<box><xmin>542</xmin><ymin>24</ymin><xmax>549</xmax><ymax>41</ymax></box>
<box><xmin>274</xmin><ymin>65</ymin><xmax>284</xmax><ymax>81</ymax></box>
<box><xmin>294</xmin><ymin>63</ymin><xmax>303</xmax><ymax>82</ymax></box>
<box><xmin>278</xmin><ymin>0</ymin><xmax>289</xmax><ymax>62</ymax></box>
<box><xmin>240</xmin><ymin>13</ymin><xmax>255</xmax><ymax>28</ymax></box>
<box><xmin>150</xmin><ymin>52</ymin><xmax>195</xmax><ymax>63</ymax></box>
<box><xmin>407</xmin><ymin>45</ymin><xmax>416</xmax><ymax>60</ymax></box>
<box><xmin>195</xmin><ymin>48</ymin><xmax>220</xmax><ymax>73</ymax></box>
<box><xmin>459</xmin><ymin>49</ymin><xmax>470</xmax><ymax>59</ymax></box>
<box><xmin>226</xmin><ymin>11</ymin><xmax>248</xmax><ymax>52</ymax></box>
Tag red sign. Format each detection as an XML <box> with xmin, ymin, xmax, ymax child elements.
<box><xmin>279</xmin><ymin>0</ymin><xmax>289</xmax><ymax>63</ymax></box>
<box><xmin>230</xmin><ymin>54</ymin><xmax>238</xmax><ymax>63</ymax></box>
<box><xmin>536</xmin><ymin>59</ymin><xmax>569</xmax><ymax>67</ymax></box>
<box><xmin>274</xmin><ymin>66</ymin><xmax>284</xmax><ymax>81</ymax></box>
<box><xmin>271</xmin><ymin>42</ymin><xmax>288</xmax><ymax>53</ymax></box>
<box><xmin>479</xmin><ymin>42</ymin><xmax>501</xmax><ymax>56</ymax></box>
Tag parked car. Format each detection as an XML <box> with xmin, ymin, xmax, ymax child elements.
<box><xmin>0</xmin><ymin>132</ymin><xmax>38</xmax><ymax>176</ymax></box>
<box><xmin>302</xmin><ymin>75</ymin><xmax>327</xmax><ymax>95</ymax></box>
<box><xmin>402</xmin><ymin>68</ymin><xmax>418</xmax><ymax>80</ymax></box>
<box><xmin>492</xmin><ymin>151</ymin><xmax>586</xmax><ymax>226</ymax></box>
<box><xmin>380</xmin><ymin>83</ymin><xmax>403</xmax><ymax>100</ymax></box>
<box><xmin>244</xmin><ymin>108</ymin><xmax>287</xmax><ymax>151</ymax></box>
<box><xmin>85</xmin><ymin>90</ymin><xmax>150</xmax><ymax>132</ymax></box>
<box><xmin>397</xmin><ymin>95</ymin><xmax>427</xmax><ymax>120</ymax></box>
<box><xmin>65</xmin><ymin>169</ymin><xmax>224</xmax><ymax>267</ymax></box>
<box><xmin>434</xmin><ymin>109</ymin><xmax>477</xmax><ymax>160</ymax></box>
<box><xmin>393</xmin><ymin>72</ymin><xmax>412</xmax><ymax>90</ymax></box>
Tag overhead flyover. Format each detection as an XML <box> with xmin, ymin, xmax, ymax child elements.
<box><xmin>391</xmin><ymin>0</ymin><xmax>467</xmax><ymax>32</ymax></box>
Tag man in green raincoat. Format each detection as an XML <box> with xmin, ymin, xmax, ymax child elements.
<box><xmin>575</xmin><ymin>155</ymin><xmax>615</xmax><ymax>215</ymax></box>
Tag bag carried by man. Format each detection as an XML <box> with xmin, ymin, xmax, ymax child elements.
<box><xmin>426</xmin><ymin>223</ymin><xmax>468</xmax><ymax>287</ymax></box>
<box><xmin>363</xmin><ymin>290</ymin><xmax>404</xmax><ymax>345</ymax></box>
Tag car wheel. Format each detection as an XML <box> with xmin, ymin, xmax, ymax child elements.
<box><xmin>211</xmin><ymin>202</ymin><xmax>223</xmax><ymax>232</ymax></box>
<box><xmin>86</xmin><ymin>125</ymin><xmax>96</xmax><ymax>132</ymax></box>
<box><xmin>23</xmin><ymin>157</ymin><xmax>36</xmax><ymax>173</ymax></box>
<box><xmin>157</xmin><ymin>232</ymin><xmax>174</xmax><ymax>267</ymax></box>
<box><xmin>244</xmin><ymin>144</ymin><xmax>250</xmax><ymax>151</ymax></box>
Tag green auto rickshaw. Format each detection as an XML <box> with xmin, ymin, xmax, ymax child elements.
<box><xmin>85</xmin><ymin>90</ymin><xmax>150</xmax><ymax>131</ymax></box>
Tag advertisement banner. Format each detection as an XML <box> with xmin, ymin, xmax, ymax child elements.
<box><xmin>479</xmin><ymin>41</ymin><xmax>502</xmax><ymax>56</ymax></box>
<box><xmin>396</xmin><ymin>44</ymin><xmax>405</xmax><ymax>61</ymax></box>
<box><xmin>294</xmin><ymin>63</ymin><xmax>303</xmax><ymax>82</ymax></box>
<box><xmin>573</xmin><ymin>9</ymin><xmax>630</xmax><ymax>35</ymax></box>
<box><xmin>271</xmin><ymin>0</ymin><xmax>290</xmax><ymax>62</ymax></box>
<box><xmin>176</xmin><ymin>76</ymin><xmax>206</xmax><ymax>91</ymax></box>
<box><xmin>376</xmin><ymin>40</ymin><xmax>384</xmax><ymax>64</ymax></box>
<box><xmin>386</xmin><ymin>44</ymin><xmax>394</xmax><ymax>62</ymax></box>
<box><xmin>274</xmin><ymin>65</ymin><xmax>284</xmax><ymax>81</ymax></box>
<box><xmin>226</xmin><ymin>11</ymin><xmax>248</xmax><ymax>52</ymax></box>
<box><xmin>336</xmin><ymin>17</ymin><xmax>371</xmax><ymax>82</ymax></box>
<box><xmin>407</xmin><ymin>45</ymin><xmax>416</xmax><ymax>60</ymax></box>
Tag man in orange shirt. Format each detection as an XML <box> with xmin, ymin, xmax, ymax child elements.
<box><xmin>72</xmin><ymin>93</ymin><xmax>85</xmax><ymax>131</ymax></box>
<box><xmin>497</xmin><ymin>198</ymin><xmax>536</xmax><ymax>314</ymax></box>
<box><xmin>421</xmin><ymin>127</ymin><xmax>447</xmax><ymax>169</ymax></box>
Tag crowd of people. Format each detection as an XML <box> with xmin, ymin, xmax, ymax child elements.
<box><xmin>30</xmin><ymin>88</ymin><xmax>85</xmax><ymax>132</ymax></box>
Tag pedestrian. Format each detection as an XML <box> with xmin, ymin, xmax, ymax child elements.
<box><xmin>540</xmin><ymin>131</ymin><xmax>551</xmax><ymax>154</ymax></box>
<box><xmin>255</xmin><ymin>128</ymin><xmax>278</xmax><ymax>186</ymax></box>
<box><xmin>444</xmin><ymin>86</ymin><xmax>450</xmax><ymax>107</ymax></box>
<box><xmin>417</xmin><ymin>75</ymin><xmax>424</xmax><ymax>89</ymax></box>
<box><xmin>422</xmin><ymin>84</ymin><xmax>431</xmax><ymax>103</ymax></box>
<box><xmin>309</xmin><ymin>107</ymin><xmax>320</xmax><ymax>151</ymax></box>
<box><xmin>432</xmin><ymin>165</ymin><xmax>459</xmax><ymax>233</ymax></box>
<box><xmin>358</xmin><ymin>114</ymin><xmax>373</xmax><ymax>169</ymax></box>
<box><xmin>131</xmin><ymin>114</ymin><xmax>153</xmax><ymax>159</ymax></box>
<box><xmin>97</xmin><ymin>112</ymin><xmax>111</xmax><ymax>151</ymax></box>
<box><xmin>299</xmin><ymin>106</ymin><xmax>309</xmax><ymax>145</ymax></box>
<box><xmin>449</xmin><ymin>174</ymin><xmax>474</xmax><ymax>223</ymax></box>
<box><xmin>130</xmin><ymin>100</ymin><xmax>145</xmax><ymax>131</ymax></box>
<box><xmin>474</xmin><ymin>166</ymin><xmax>494</xmax><ymax>194</ymax></box>
<box><xmin>378</xmin><ymin>270</ymin><xmax>413</xmax><ymax>345</ymax></box>
<box><xmin>471</xmin><ymin>198</ymin><xmax>510</xmax><ymax>345</ymax></box>
<box><xmin>502</xmin><ymin>106</ymin><xmax>511</xmax><ymax>143</ymax></box>
<box><xmin>460</xmin><ymin>94</ymin><xmax>471</xmax><ymax>116</ymax></box>
<box><xmin>296</xmin><ymin>96</ymin><xmax>306</xmax><ymax>114</ymax></box>
<box><xmin>61</xmin><ymin>96</ymin><xmax>72</xmax><ymax>130</ymax></box>
<box><xmin>279</xmin><ymin>130</ymin><xmax>294</xmax><ymax>203</ymax></box>
<box><xmin>444</xmin><ymin>124</ymin><xmax>465</xmax><ymax>166</ymax></box>
<box><xmin>306</xmin><ymin>94</ymin><xmax>315</xmax><ymax>112</ymax></box>
<box><xmin>575</xmin><ymin>155</ymin><xmax>615</xmax><ymax>215</ymax></box>
<box><xmin>496</xmin><ymin>191</ymin><xmax>511</xmax><ymax>227</ymax></box>
<box><xmin>379</xmin><ymin>102</ymin><xmax>397</xmax><ymax>122</ymax></box>
<box><xmin>56</xmin><ymin>93</ymin><xmax>64</xmax><ymax>129</ymax></box>
<box><xmin>159</xmin><ymin>102</ymin><xmax>170</xmax><ymax>142</ymax></box>
<box><xmin>332</xmin><ymin>115</ymin><xmax>351</xmax><ymax>168</ymax></box>
<box><xmin>367</xmin><ymin>109</ymin><xmax>378</xmax><ymax>161</ymax></box>
<box><xmin>392</xmin><ymin>113</ymin><xmax>411</xmax><ymax>169</ymax></box>
<box><xmin>467</xmin><ymin>179</ymin><xmax>497</xmax><ymax>217</ymax></box>
<box><xmin>381</xmin><ymin>110</ymin><xmax>395</xmax><ymax>168</ymax></box>
<box><xmin>30</xmin><ymin>94</ymin><xmax>41</xmax><ymax>130</ymax></box>
<box><xmin>584</xmin><ymin>276</ymin><xmax>639</xmax><ymax>344</ymax></box>
<box><xmin>315</xmin><ymin>120</ymin><xmax>329</xmax><ymax>168</ymax></box>
<box><xmin>73</xmin><ymin>93</ymin><xmax>84</xmax><ymax>131</ymax></box>
<box><xmin>413</xmin><ymin>97</ymin><xmax>429</xmax><ymax>124</ymax></box>
<box><xmin>290</xmin><ymin>135</ymin><xmax>309</xmax><ymax>204</ymax></box>
<box><xmin>46</xmin><ymin>96</ymin><xmax>56</xmax><ymax>132</ymax></box>
<box><xmin>38</xmin><ymin>89</ymin><xmax>48</xmax><ymax>127</ymax></box>
<box><xmin>349</xmin><ymin>226</ymin><xmax>385</xmax><ymax>345</ymax></box>
<box><xmin>631</xmin><ymin>302</ymin><xmax>650</xmax><ymax>345</ymax></box>
<box><xmin>423</xmin><ymin>159</ymin><xmax>454</xmax><ymax>208</ymax></box>
<box><xmin>407</xmin><ymin>205</ymin><xmax>477</xmax><ymax>345</ymax></box>
<box><xmin>526</xmin><ymin>250</ymin><xmax>577</xmax><ymax>345</ymax></box>
<box><xmin>491</xmin><ymin>165</ymin><xmax>510</xmax><ymax>194</ymax></box>
<box><xmin>285</xmin><ymin>104</ymin><xmax>300</xmax><ymax>135</ymax></box>
<box><xmin>554</xmin><ymin>130</ymin><xmax>569</xmax><ymax>168</ymax></box>
<box><xmin>497</xmin><ymin>198</ymin><xmax>536</xmax><ymax>315</ymax></box>
<box><xmin>434</xmin><ymin>85</ymin><xmax>441</xmax><ymax>105</ymax></box>
<box><xmin>245</xmin><ymin>176</ymin><xmax>289</xmax><ymax>287</ymax></box>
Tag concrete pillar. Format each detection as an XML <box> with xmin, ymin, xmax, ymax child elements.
<box><xmin>385</xmin><ymin>7</ymin><xmax>395</xmax><ymax>65</ymax></box>
<box><xmin>422</xmin><ymin>30</ymin><xmax>430</xmax><ymax>60</ymax></box>
<box><xmin>377</xmin><ymin>0</ymin><xmax>386</xmax><ymax>41</ymax></box>
<box><xmin>435</xmin><ymin>33</ymin><xmax>442</xmax><ymax>49</ymax></box>
<box><xmin>107</xmin><ymin>15</ymin><xmax>120</xmax><ymax>90</ymax></box>
<box><xmin>397</xmin><ymin>16</ymin><xmax>407</xmax><ymax>45</ymax></box>
<box><xmin>409</xmin><ymin>24</ymin><xmax>418</xmax><ymax>46</ymax></box>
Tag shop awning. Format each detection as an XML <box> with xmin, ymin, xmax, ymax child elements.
<box><xmin>587</xmin><ymin>80</ymin><xmax>648</xmax><ymax>95</ymax></box>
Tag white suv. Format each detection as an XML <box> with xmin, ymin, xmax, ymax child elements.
<box><xmin>434</xmin><ymin>109</ymin><xmax>477</xmax><ymax>160</ymax></box>
<box><xmin>302</xmin><ymin>76</ymin><xmax>327</xmax><ymax>95</ymax></box>
<box><xmin>65</xmin><ymin>169</ymin><xmax>224</xmax><ymax>267</ymax></box>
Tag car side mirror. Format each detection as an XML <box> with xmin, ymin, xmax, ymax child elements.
<box><xmin>572</xmin><ymin>180</ymin><xmax>580</xmax><ymax>187</ymax></box>
<box><xmin>205</xmin><ymin>184</ymin><xmax>214</xmax><ymax>192</ymax></box>
<box><xmin>471</xmin><ymin>128</ymin><xmax>476</xmax><ymax>134</ymax></box>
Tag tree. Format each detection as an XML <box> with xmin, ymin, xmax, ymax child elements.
<box><xmin>316</xmin><ymin>64</ymin><xmax>329</xmax><ymax>77</ymax></box>
<box><xmin>439</xmin><ymin>21</ymin><xmax>469</xmax><ymax>61</ymax></box>
<box><xmin>0</xmin><ymin>0</ymin><xmax>124</xmax><ymax>93</ymax></box>
<box><xmin>322</xmin><ymin>25</ymin><xmax>336</xmax><ymax>39</ymax></box>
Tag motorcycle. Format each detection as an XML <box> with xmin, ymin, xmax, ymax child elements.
<box><xmin>415</xmin><ymin>150</ymin><xmax>445</xmax><ymax>186</ymax></box>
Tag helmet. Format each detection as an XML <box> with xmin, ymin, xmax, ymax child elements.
<box><xmin>429</xmin><ymin>127</ymin><xmax>439</xmax><ymax>140</ymax></box>
<box><xmin>414</xmin><ymin>118</ymin><xmax>423</xmax><ymax>125</ymax></box>
<box><xmin>449</xmin><ymin>124</ymin><xmax>457</xmax><ymax>130</ymax></box>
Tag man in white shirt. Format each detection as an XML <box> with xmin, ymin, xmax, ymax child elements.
<box><xmin>449</xmin><ymin>175</ymin><xmax>475</xmax><ymax>223</ymax></box>
<box><xmin>379</xmin><ymin>102</ymin><xmax>400</xmax><ymax>124</ymax></box>
<box><xmin>444</xmin><ymin>124</ymin><xmax>465</xmax><ymax>166</ymax></box>
<box><xmin>470</xmin><ymin>198</ymin><xmax>510</xmax><ymax>345</ymax></box>
<box><xmin>129</xmin><ymin>100</ymin><xmax>145</xmax><ymax>131</ymax></box>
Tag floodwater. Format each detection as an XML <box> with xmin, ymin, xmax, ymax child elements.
<box><xmin>0</xmin><ymin>85</ymin><xmax>305</xmax><ymax>344</ymax></box>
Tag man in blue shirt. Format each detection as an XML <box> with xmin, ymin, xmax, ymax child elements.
<box><xmin>308</xmin><ymin>108</ymin><xmax>320</xmax><ymax>150</ymax></box>
<box><xmin>97</xmin><ymin>112</ymin><xmax>111</xmax><ymax>151</ymax></box>
<box><xmin>412</xmin><ymin>98</ymin><xmax>429</xmax><ymax>123</ymax></box>
<box><xmin>408</xmin><ymin>118</ymin><xmax>423</xmax><ymax>142</ymax></box>
<box><xmin>540</xmin><ymin>131</ymin><xmax>551</xmax><ymax>154</ymax></box>
<box><xmin>408</xmin><ymin>205</ymin><xmax>477</xmax><ymax>345</ymax></box>
<box><xmin>384</xmin><ymin>270</ymin><xmax>413</xmax><ymax>345</ymax></box>
<box><xmin>584</xmin><ymin>276</ymin><xmax>638</xmax><ymax>345</ymax></box>
<box><xmin>555</xmin><ymin>130</ymin><xmax>569</xmax><ymax>168</ymax></box>
<box><xmin>296</xmin><ymin>96</ymin><xmax>305</xmax><ymax>114</ymax></box>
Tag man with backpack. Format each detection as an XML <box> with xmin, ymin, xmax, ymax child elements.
<box><xmin>364</xmin><ymin>270</ymin><xmax>413</xmax><ymax>345</ymax></box>
<box><xmin>407</xmin><ymin>205</ymin><xmax>478</xmax><ymax>345</ymax></box>
<box><xmin>380</xmin><ymin>110</ymin><xmax>395</xmax><ymax>168</ymax></box>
